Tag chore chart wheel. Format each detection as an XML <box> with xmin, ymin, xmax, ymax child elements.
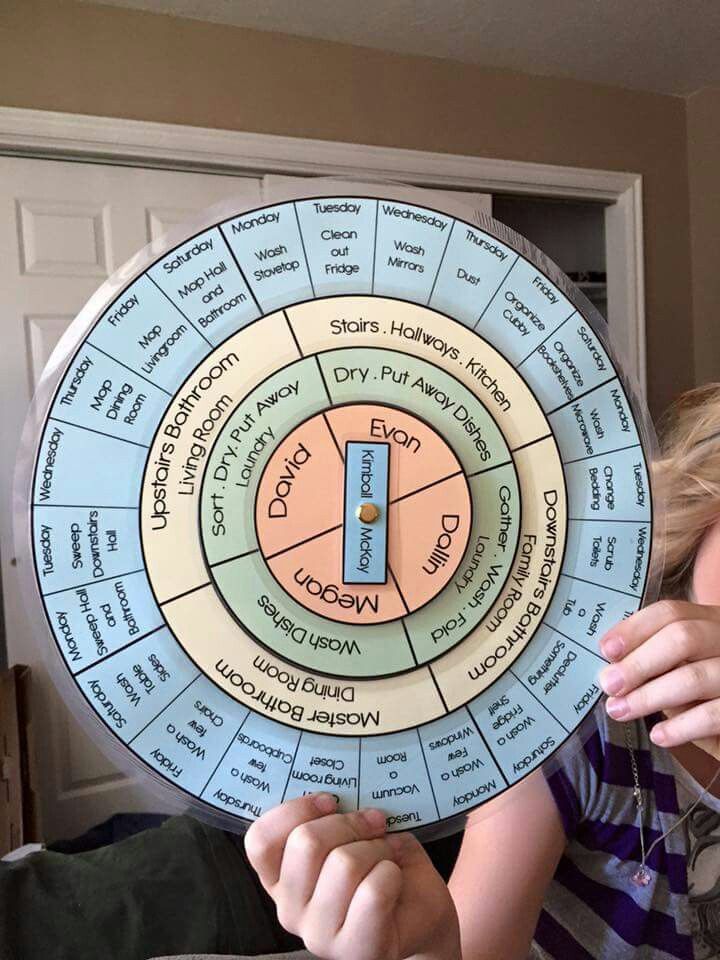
<box><xmin>16</xmin><ymin>180</ymin><xmax>657</xmax><ymax>838</ymax></box>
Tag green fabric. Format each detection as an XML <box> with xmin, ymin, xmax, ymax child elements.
<box><xmin>0</xmin><ymin>816</ymin><xmax>299</xmax><ymax>960</ymax></box>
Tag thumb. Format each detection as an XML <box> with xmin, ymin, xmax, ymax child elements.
<box><xmin>385</xmin><ymin>830</ymin><xmax>433</xmax><ymax>868</ymax></box>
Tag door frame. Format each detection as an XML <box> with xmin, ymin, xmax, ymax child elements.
<box><xmin>0</xmin><ymin>105</ymin><xmax>646</xmax><ymax>394</ymax></box>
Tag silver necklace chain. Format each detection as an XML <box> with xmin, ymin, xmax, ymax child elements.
<box><xmin>624</xmin><ymin>721</ymin><xmax>720</xmax><ymax>886</ymax></box>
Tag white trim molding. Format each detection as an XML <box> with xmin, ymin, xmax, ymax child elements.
<box><xmin>0</xmin><ymin>106</ymin><xmax>646</xmax><ymax>394</ymax></box>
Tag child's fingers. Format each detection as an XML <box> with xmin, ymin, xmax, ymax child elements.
<box><xmin>245</xmin><ymin>793</ymin><xmax>338</xmax><ymax>889</ymax></box>
<box><xmin>599</xmin><ymin>600</ymin><xmax>720</xmax><ymax>661</ymax></box>
<box><xmin>599</xmin><ymin>619</ymin><xmax>720</xmax><ymax>697</ymax></box>
<box><xmin>650</xmin><ymin>699</ymin><xmax>720</xmax><ymax>748</ymax></box>
<box><xmin>605</xmin><ymin>658</ymin><xmax>720</xmax><ymax>722</ymax></box>
<box><xmin>335</xmin><ymin>858</ymin><xmax>403</xmax><ymax>960</ymax></box>
<box><xmin>303</xmin><ymin>837</ymin><xmax>400</xmax><ymax>943</ymax></box>
<box><xmin>275</xmin><ymin>808</ymin><xmax>388</xmax><ymax>922</ymax></box>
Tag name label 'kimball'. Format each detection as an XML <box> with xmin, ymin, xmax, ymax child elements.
<box><xmin>343</xmin><ymin>442</ymin><xmax>389</xmax><ymax>586</ymax></box>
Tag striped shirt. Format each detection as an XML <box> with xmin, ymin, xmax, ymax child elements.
<box><xmin>532</xmin><ymin>706</ymin><xmax>695</xmax><ymax>959</ymax></box>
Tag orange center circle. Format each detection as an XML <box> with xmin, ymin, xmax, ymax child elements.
<box><xmin>254</xmin><ymin>403</ymin><xmax>472</xmax><ymax>626</ymax></box>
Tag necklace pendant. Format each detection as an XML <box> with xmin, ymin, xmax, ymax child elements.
<box><xmin>631</xmin><ymin>866</ymin><xmax>652</xmax><ymax>887</ymax></box>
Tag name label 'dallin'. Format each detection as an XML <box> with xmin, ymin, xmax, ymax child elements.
<box><xmin>343</xmin><ymin>442</ymin><xmax>389</xmax><ymax>585</ymax></box>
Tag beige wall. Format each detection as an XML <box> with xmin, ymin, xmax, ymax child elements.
<box><xmin>0</xmin><ymin>0</ymin><xmax>697</xmax><ymax>418</ymax></box>
<box><xmin>687</xmin><ymin>87</ymin><xmax>720</xmax><ymax>388</ymax></box>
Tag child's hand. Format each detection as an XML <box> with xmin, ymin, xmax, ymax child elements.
<box><xmin>245</xmin><ymin>794</ymin><xmax>460</xmax><ymax>960</ymax></box>
<box><xmin>598</xmin><ymin>600</ymin><xmax>720</xmax><ymax>753</ymax></box>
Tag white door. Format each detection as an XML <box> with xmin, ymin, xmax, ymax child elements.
<box><xmin>0</xmin><ymin>156</ymin><xmax>490</xmax><ymax>843</ymax></box>
<box><xmin>0</xmin><ymin>156</ymin><xmax>262</xmax><ymax>842</ymax></box>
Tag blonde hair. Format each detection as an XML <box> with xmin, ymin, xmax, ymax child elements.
<box><xmin>654</xmin><ymin>383</ymin><xmax>720</xmax><ymax>599</ymax></box>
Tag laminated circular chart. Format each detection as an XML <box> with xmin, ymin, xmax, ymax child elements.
<box><xmin>26</xmin><ymin>193</ymin><xmax>655</xmax><ymax>835</ymax></box>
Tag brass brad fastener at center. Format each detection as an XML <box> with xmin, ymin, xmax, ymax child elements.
<box><xmin>355</xmin><ymin>502</ymin><xmax>380</xmax><ymax>524</ymax></box>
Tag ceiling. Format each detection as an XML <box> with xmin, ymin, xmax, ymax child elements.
<box><xmin>86</xmin><ymin>0</ymin><xmax>720</xmax><ymax>96</ymax></box>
